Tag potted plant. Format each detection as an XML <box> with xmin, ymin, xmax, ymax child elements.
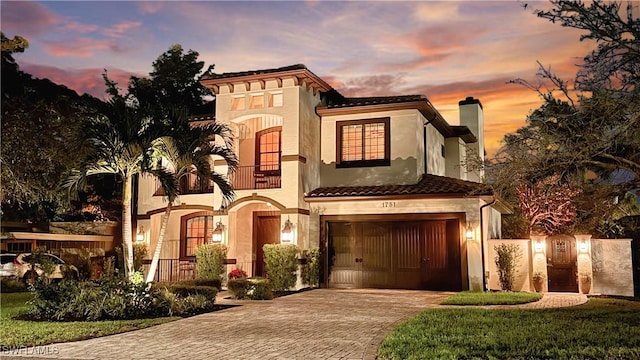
<box><xmin>579</xmin><ymin>272</ymin><xmax>592</xmax><ymax>294</ymax></box>
<box><xmin>532</xmin><ymin>272</ymin><xmax>545</xmax><ymax>292</ymax></box>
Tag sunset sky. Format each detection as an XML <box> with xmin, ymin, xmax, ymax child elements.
<box><xmin>1</xmin><ymin>0</ymin><xmax>596</xmax><ymax>157</ymax></box>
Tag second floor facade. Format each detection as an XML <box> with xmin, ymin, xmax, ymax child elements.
<box><xmin>136</xmin><ymin>64</ymin><xmax>486</xmax><ymax>215</ymax></box>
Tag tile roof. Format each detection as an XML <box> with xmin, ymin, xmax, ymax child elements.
<box><xmin>202</xmin><ymin>64</ymin><xmax>309</xmax><ymax>80</ymax></box>
<box><xmin>306</xmin><ymin>174</ymin><xmax>493</xmax><ymax>199</ymax></box>
<box><xmin>326</xmin><ymin>95</ymin><xmax>427</xmax><ymax>108</ymax></box>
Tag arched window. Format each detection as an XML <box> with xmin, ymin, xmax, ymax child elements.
<box><xmin>255</xmin><ymin>126</ymin><xmax>281</xmax><ymax>173</ymax></box>
<box><xmin>180</xmin><ymin>212</ymin><xmax>214</xmax><ymax>259</ymax></box>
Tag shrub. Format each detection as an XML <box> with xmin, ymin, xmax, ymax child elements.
<box><xmin>159</xmin><ymin>279</ymin><xmax>222</xmax><ymax>291</ymax></box>
<box><xmin>59</xmin><ymin>248</ymin><xmax>93</xmax><ymax>280</ymax></box>
<box><xmin>494</xmin><ymin>243</ymin><xmax>523</xmax><ymax>291</ymax></box>
<box><xmin>229</xmin><ymin>268</ymin><xmax>248</xmax><ymax>280</ymax></box>
<box><xmin>227</xmin><ymin>277</ymin><xmax>273</xmax><ymax>300</ymax></box>
<box><xmin>0</xmin><ymin>277</ymin><xmax>28</xmax><ymax>293</ymax></box>
<box><xmin>263</xmin><ymin>244</ymin><xmax>299</xmax><ymax>291</ymax></box>
<box><xmin>152</xmin><ymin>283</ymin><xmax>218</xmax><ymax>299</ymax></box>
<box><xmin>300</xmin><ymin>249</ymin><xmax>320</xmax><ymax>287</ymax></box>
<box><xmin>195</xmin><ymin>244</ymin><xmax>227</xmax><ymax>281</ymax></box>
<box><xmin>133</xmin><ymin>243</ymin><xmax>148</xmax><ymax>272</ymax></box>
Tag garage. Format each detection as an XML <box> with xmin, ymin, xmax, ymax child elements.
<box><xmin>323</xmin><ymin>215</ymin><xmax>463</xmax><ymax>291</ymax></box>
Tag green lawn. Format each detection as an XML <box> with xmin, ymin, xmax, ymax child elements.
<box><xmin>378</xmin><ymin>298</ymin><xmax>640</xmax><ymax>360</ymax></box>
<box><xmin>441</xmin><ymin>290</ymin><xmax>543</xmax><ymax>305</ymax></box>
<box><xmin>0</xmin><ymin>292</ymin><xmax>178</xmax><ymax>347</ymax></box>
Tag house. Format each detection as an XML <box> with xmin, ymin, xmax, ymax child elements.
<box><xmin>135</xmin><ymin>64</ymin><xmax>506</xmax><ymax>291</ymax></box>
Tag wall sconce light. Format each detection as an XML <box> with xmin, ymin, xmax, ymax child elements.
<box><xmin>579</xmin><ymin>240</ymin><xmax>589</xmax><ymax>253</ymax></box>
<box><xmin>281</xmin><ymin>218</ymin><xmax>294</xmax><ymax>243</ymax></box>
<box><xmin>211</xmin><ymin>219</ymin><xmax>225</xmax><ymax>243</ymax></box>
<box><xmin>136</xmin><ymin>226</ymin><xmax>145</xmax><ymax>242</ymax></box>
<box><xmin>534</xmin><ymin>240</ymin><xmax>544</xmax><ymax>252</ymax></box>
<box><xmin>465</xmin><ymin>224</ymin><xmax>474</xmax><ymax>240</ymax></box>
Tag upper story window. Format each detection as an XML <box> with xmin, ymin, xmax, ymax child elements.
<box><xmin>180</xmin><ymin>213</ymin><xmax>214</xmax><ymax>259</ymax></box>
<box><xmin>268</xmin><ymin>92</ymin><xmax>283</xmax><ymax>107</ymax></box>
<box><xmin>255</xmin><ymin>126</ymin><xmax>282</xmax><ymax>173</ymax></box>
<box><xmin>249</xmin><ymin>94</ymin><xmax>264</xmax><ymax>109</ymax></box>
<box><xmin>336</xmin><ymin>118</ymin><xmax>390</xmax><ymax>168</ymax></box>
<box><xmin>231</xmin><ymin>96</ymin><xmax>245</xmax><ymax>111</ymax></box>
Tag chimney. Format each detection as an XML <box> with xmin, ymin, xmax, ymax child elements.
<box><xmin>459</xmin><ymin>97</ymin><xmax>484</xmax><ymax>182</ymax></box>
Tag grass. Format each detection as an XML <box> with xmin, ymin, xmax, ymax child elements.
<box><xmin>0</xmin><ymin>292</ymin><xmax>178</xmax><ymax>347</ymax></box>
<box><xmin>441</xmin><ymin>290</ymin><xmax>543</xmax><ymax>305</ymax></box>
<box><xmin>378</xmin><ymin>298</ymin><xmax>640</xmax><ymax>360</ymax></box>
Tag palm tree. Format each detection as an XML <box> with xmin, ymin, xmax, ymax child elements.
<box><xmin>145</xmin><ymin>108</ymin><xmax>238</xmax><ymax>283</ymax></box>
<box><xmin>63</xmin><ymin>97</ymin><xmax>178</xmax><ymax>277</ymax></box>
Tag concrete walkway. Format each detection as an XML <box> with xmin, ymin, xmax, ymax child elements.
<box><xmin>1</xmin><ymin>290</ymin><xmax>587</xmax><ymax>360</ymax></box>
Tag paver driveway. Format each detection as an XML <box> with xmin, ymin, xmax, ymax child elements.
<box><xmin>8</xmin><ymin>289</ymin><xmax>449</xmax><ymax>360</ymax></box>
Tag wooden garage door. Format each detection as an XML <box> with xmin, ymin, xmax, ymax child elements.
<box><xmin>327</xmin><ymin>219</ymin><xmax>461</xmax><ymax>291</ymax></box>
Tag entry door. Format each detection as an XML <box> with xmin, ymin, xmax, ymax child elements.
<box><xmin>547</xmin><ymin>236</ymin><xmax>578</xmax><ymax>292</ymax></box>
<box><xmin>254</xmin><ymin>214</ymin><xmax>281</xmax><ymax>277</ymax></box>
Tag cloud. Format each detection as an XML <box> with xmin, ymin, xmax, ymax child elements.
<box><xmin>103</xmin><ymin>21</ymin><xmax>143</xmax><ymax>38</ymax></box>
<box><xmin>21</xmin><ymin>63</ymin><xmax>142</xmax><ymax>99</ymax></box>
<box><xmin>42</xmin><ymin>38</ymin><xmax>117</xmax><ymax>58</ymax></box>
<box><xmin>0</xmin><ymin>1</ymin><xmax>60</xmax><ymax>38</ymax></box>
<box><xmin>138</xmin><ymin>1</ymin><xmax>164</xmax><ymax>15</ymax></box>
<box><xmin>413</xmin><ymin>2</ymin><xmax>460</xmax><ymax>22</ymax></box>
<box><xmin>328</xmin><ymin>74</ymin><xmax>407</xmax><ymax>97</ymax></box>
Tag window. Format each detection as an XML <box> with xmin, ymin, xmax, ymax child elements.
<box><xmin>336</xmin><ymin>118</ymin><xmax>390</xmax><ymax>167</ymax></box>
<box><xmin>268</xmin><ymin>92</ymin><xmax>283</xmax><ymax>107</ymax></box>
<box><xmin>441</xmin><ymin>144</ymin><xmax>446</xmax><ymax>157</ymax></box>
<box><xmin>231</xmin><ymin>96</ymin><xmax>245</xmax><ymax>111</ymax></box>
<box><xmin>255</xmin><ymin>126</ymin><xmax>281</xmax><ymax>173</ymax></box>
<box><xmin>249</xmin><ymin>94</ymin><xmax>264</xmax><ymax>109</ymax></box>
<box><xmin>180</xmin><ymin>213</ymin><xmax>214</xmax><ymax>258</ymax></box>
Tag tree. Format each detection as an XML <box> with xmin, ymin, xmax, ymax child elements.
<box><xmin>126</xmin><ymin>44</ymin><xmax>215</xmax><ymax>117</ymax></box>
<box><xmin>489</xmin><ymin>1</ymin><xmax>640</xmax><ymax>235</ymax></box>
<box><xmin>1</xmin><ymin>33</ymin><xmax>104</xmax><ymax>222</ymax></box>
<box><xmin>63</xmin><ymin>96</ymin><xmax>178</xmax><ymax>277</ymax></box>
<box><xmin>145</xmin><ymin>107</ymin><xmax>238</xmax><ymax>283</ymax></box>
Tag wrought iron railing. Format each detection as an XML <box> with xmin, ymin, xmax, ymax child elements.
<box><xmin>154</xmin><ymin>176</ymin><xmax>214</xmax><ymax>196</ymax></box>
<box><xmin>142</xmin><ymin>258</ymin><xmax>239</xmax><ymax>283</ymax></box>
<box><xmin>230</xmin><ymin>164</ymin><xmax>281</xmax><ymax>190</ymax></box>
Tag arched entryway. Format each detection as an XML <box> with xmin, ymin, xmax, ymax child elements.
<box><xmin>546</xmin><ymin>234</ymin><xmax>578</xmax><ymax>292</ymax></box>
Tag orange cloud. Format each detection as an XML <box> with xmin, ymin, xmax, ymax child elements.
<box><xmin>42</xmin><ymin>38</ymin><xmax>116</xmax><ymax>58</ymax></box>
<box><xmin>1</xmin><ymin>1</ymin><xmax>60</xmax><ymax>37</ymax></box>
<box><xmin>138</xmin><ymin>1</ymin><xmax>164</xmax><ymax>15</ymax></box>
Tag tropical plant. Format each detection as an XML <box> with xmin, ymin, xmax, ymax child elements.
<box><xmin>62</xmin><ymin>96</ymin><xmax>178</xmax><ymax>277</ymax></box>
<box><xmin>145</xmin><ymin>107</ymin><xmax>237</xmax><ymax>283</ymax></box>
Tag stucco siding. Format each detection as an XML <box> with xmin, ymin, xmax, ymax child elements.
<box><xmin>591</xmin><ymin>239</ymin><xmax>634</xmax><ymax>296</ymax></box>
<box><xmin>487</xmin><ymin>239</ymin><xmax>531</xmax><ymax>291</ymax></box>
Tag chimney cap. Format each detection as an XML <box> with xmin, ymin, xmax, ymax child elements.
<box><xmin>459</xmin><ymin>96</ymin><xmax>483</xmax><ymax>109</ymax></box>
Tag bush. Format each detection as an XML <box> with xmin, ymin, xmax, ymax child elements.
<box><xmin>227</xmin><ymin>277</ymin><xmax>273</xmax><ymax>300</ymax></box>
<box><xmin>59</xmin><ymin>248</ymin><xmax>93</xmax><ymax>280</ymax></box>
<box><xmin>300</xmin><ymin>249</ymin><xmax>320</xmax><ymax>287</ymax></box>
<box><xmin>0</xmin><ymin>277</ymin><xmax>28</xmax><ymax>293</ymax></box>
<box><xmin>152</xmin><ymin>283</ymin><xmax>218</xmax><ymax>299</ymax></box>
<box><xmin>263</xmin><ymin>244</ymin><xmax>299</xmax><ymax>291</ymax></box>
<box><xmin>195</xmin><ymin>244</ymin><xmax>227</xmax><ymax>281</ymax></box>
<box><xmin>133</xmin><ymin>243</ymin><xmax>148</xmax><ymax>272</ymax></box>
<box><xmin>494</xmin><ymin>243</ymin><xmax>523</xmax><ymax>291</ymax></box>
<box><xmin>159</xmin><ymin>279</ymin><xmax>222</xmax><ymax>291</ymax></box>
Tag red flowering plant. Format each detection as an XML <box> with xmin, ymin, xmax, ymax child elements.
<box><xmin>229</xmin><ymin>268</ymin><xmax>248</xmax><ymax>280</ymax></box>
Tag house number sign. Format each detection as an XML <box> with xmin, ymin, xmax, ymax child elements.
<box><xmin>382</xmin><ymin>201</ymin><xmax>396</xmax><ymax>208</ymax></box>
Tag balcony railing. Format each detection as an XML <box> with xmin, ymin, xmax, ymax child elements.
<box><xmin>230</xmin><ymin>165</ymin><xmax>281</xmax><ymax>190</ymax></box>
<box><xmin>154</xmin><ymin>176</ymin><xmax>214</xmax><ymax>196</ymax></box>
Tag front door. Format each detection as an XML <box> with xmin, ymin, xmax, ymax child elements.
<box><xmin>253</xmin><ymin>213</ymin><xmax>281</xmax><ymax>277</ymax></box>
<box><xmin>547</xmin><ymin>235</ymin><xmax>578</xmax><ymax>292</ymax></box>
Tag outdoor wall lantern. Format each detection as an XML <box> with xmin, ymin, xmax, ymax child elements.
<box><xmin>281</xmin><ymin>218</ymin><xmax>294</xmax><ymax>243</ymax></box>
<box><xmin>534</xmin><ymin>240</ymin><xmax>545</xmax><ymax>252</ymax></box>
<box><xmin>136</xmin><ymin>226</ymin><xmax>145</xmax><ymax>242</ymax></box>
<box><xmin>465</xmin><ymin>224</ymin><xmax>474</xmax><ymax>240</ymax></box>
<box><xmin>211</xmin><ymin>219</ymin><xmax>225</xmax><ymax>243</ymax></box>
<box><xmin>579</xmin><ymin>239</ymin><xmax>589</xmax><ymax>253</ymax></box>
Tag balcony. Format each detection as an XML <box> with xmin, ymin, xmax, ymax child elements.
<box><xmin>230</xmin><ymin>164</ymin><xmax>281</xmax><ymax>190</ymax></box>
<box><xmin>154</xmin><ymin>175</ymin><xmax>214</xmax><ymax>196</ymax></box>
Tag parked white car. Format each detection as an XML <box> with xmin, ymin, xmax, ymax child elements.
<box><xmin>0</xmin><ymin>253</ymin><xmax>18</xmax><ymax>278</ymax></box>
<box><xmin>14</xmin><ymin>253</ymin><xmax>79</xmax><ymax>284</ymax></box>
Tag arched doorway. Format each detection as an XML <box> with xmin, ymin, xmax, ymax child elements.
<box><xmin>546</xmin><ymin>234</ymin><xmax>578</xmax><ymax>292</ymax></box>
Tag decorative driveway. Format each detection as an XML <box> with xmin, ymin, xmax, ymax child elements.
<box><xmin>4</xmin><ymin>289</ymin><xmax>449</xmax><ymax>360</ymax></box>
